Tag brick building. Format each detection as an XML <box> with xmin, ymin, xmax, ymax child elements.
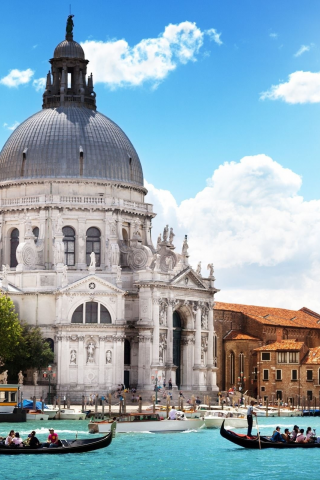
<box><xmin>214</xmin><ymin>302</ymin><xmax>320</xmax><ymax>398</ymax></box>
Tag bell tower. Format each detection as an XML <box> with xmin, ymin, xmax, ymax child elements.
<box><xmin>42</xmin><ymin>15</ymin><xmax>96</xmax><ymax>110</ymax></box>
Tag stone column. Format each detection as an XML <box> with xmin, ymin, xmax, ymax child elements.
<box><xmin>56</xmin><ymin>335</ymin><xmax>62</xmax><ymax>386</ymax></box>
<box><xmin>194</xmin><ymin>305</ymin><xmax>202</xmax><ymax>366</ymax></box>
<box><xmin>78</xmin><ymin>336</ymin><xmax>85</xmax><ymax>385</ymax></box>
<box><xmin>60</xmin><ymin>335</ymin><xmax>69</xmax><ymax>385</ymax></box>
<box><xmin>166</xmin><ymin>301</ymin><xmax>173</xmax><ymax>366</ymax></box>
<box><xmin>115</xmin><ymin>336</ymin><xmax>124</xmax><ymax>386</ymax></box>
<box><xmin>99</xmin><ymin>336</ymin><xmax>106</xmax><ymax>386</ymax></box>
<box><xmin>152</xmin><ymin>298</ymin><xmax>160</xmax><ymax>366</ymax></box>
<box><xmin>77</xmin><ymin>218</ymin><xmax>87</xmax><ymax>269</ymax></box>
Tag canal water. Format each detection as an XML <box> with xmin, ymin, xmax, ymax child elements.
<box><xmin>1</xmin><ymin>416</ymin><xmax>320</xmax><ymax>480</ymax></box>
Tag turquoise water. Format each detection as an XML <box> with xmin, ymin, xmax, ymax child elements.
<box><xmin>1</xmin><ymin>417</ymin><xmax>320</xmax><ymax>480</ymax></box>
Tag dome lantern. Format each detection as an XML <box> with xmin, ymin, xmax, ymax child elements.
<box><xmin>43</xmin><ymin>15</ymin><xmax>96</xmax><ymax>111</ymax></box>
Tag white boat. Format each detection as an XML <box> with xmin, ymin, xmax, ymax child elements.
<box><xmin>255</xmin><ymin>406</ymin><xmax>302</xmax><ymax>417</ymax></box>
<box><xmin>58</xmin><ymin>408</ymin><xmax>86</xmax><ymax>420</ymax></box>
<box><xmin>26</xmin><ymin>411</ymin><xmax>49</xmax><ymax>421</ymax></box>
<box><xmin>89</xmin><ymin>412</ymin><xmax>204</xmax><ymax>433</ymax></box>
<box><xmin>44</xmin><ymin>408</ymin><xmax>59</xmax><ymax>419</ymax></box>
<box><xmin>204</xmin><ymin>410</ymin><xmax>253</xmax><ymax>429</ymax></box>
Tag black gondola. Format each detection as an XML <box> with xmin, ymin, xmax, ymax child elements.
<box><xmin>0</xmin><ymin>431</ymin><xmax>113</xmax><ymax>455</ymax></box>
<box><xmin>220</xmin><ymin>420</ymin><xmax>320</xmax><ymax>449</ymax></box>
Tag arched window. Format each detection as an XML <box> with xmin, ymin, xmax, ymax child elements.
<box><xmin>122</xmin><ymin>228</ymin><xmax>128</xmax><ymax>245</ymax></box>
<box><xmin>45</xmin><ymin>338</ymin><xmax>54</xmax><ymax>353</ymax></box>
<box><xmin>124</xmin><ymin>339</ymin><xmax>131</xmax><ymax>365</ymax></box>
<box><xmin>173</xmin><ymin>311</ymin><xmax>181</xmax><ymax>328</ymax></box>
<box><xmin>71</xmin><ymin>302</ymin><xmax>111</xmax><ymax>324</ymax></box>
<box><xmin>100</xmin><ymin>304</ymin><xmax>111</xmax><ymax>324</ymax></box>
<box><xmin>63</xmin><ymin>226</ymin><xmax>75</xmax><ymax>266</ymax></box>
<box><xmin>10</xmin><ymin>228</ymin><xmax>19</xmax><ymax>267</ymax></box>
<box><xmin>239</xmin><ymin>352</ymin><xmax>244</xmax><ymax>376</ymax></box>
<box><xmin>71</xmin><ymin>304</ymin><xmax>83</xmax><ymax>323</ymax></box>
<box><xmin>33</xmin><ymin>227</ymin><xmax>39</xmax><ymax>243</ymax></box>
<box><xmin>86</xmin><ymin>227</ymin><xmax>101</xmax><ymax>266</ymax></box>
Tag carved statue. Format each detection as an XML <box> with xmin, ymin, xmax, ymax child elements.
<box><xmin>70</xmin><ymin>350</ymin><xmax>77</xmax><ymax>364</ymax></box>
<box><xmin>18</xmin><ymin>370</ymin><xmax>23</xmax><ymax>385</ymax></box>
<box><xmin>53</xmin><ymin>241</ymin><xmax>65</xmax><ymax>265</ymax></box>
<box><xmin>1</xmin><ymin>370</ymin><xmax>8</xmax><ymax>384</ymax></box>
<box><xmin>108</xmin><ymin>220</ymin><xmax>117</xmax><ymax>236</ymax></box>
<box><xmin>159</xmin><ymin>306</ymin><xmax>165</xmax><ymax>326</ymax></box>
<box><xmin>196</xmin><ymin>261</ymin><xmax>202</xmax><ymax>275</ymax></box>
<box><xmin>106</xmin><ymin>350</ymin><xmax>112</xmax><ymax>364</ymax></box>
<box><xmin>165</xmin><ymin>255</ymin><xmax>174</xmax><ymax>271</ymax></box>
<box><xmin>157</xmin><ymin>233</ymin><xmax>162</xmax><ymax>248</ymax></box>
<box><xmin>201</xmin><ymin>311</ymin><xmax>208</xmax><ymax>329</ymax></box>
<box><xmin>86</xmin><ymin>341</ymin><xmax>96</xmax><ymax>364</ymax></box>
<box><xmin>159</xmin><ymin>333</ymin><xmax>167</xmax><ymax>363</ymax></box>
<box><xmin>169</xmin><ymin>228</ymin><xmax>175</xmax><ymax>245</ymax></box>
<box><xmin>163</xmin><ymin>225</ymin><xmax>169</xmax><ymax>242</ymax></box>
<box><xmin>24</xmin><ymin>215</ymin><xmax>33</xmax><ymax>237</ymax></box>
<box><xmin>182</xmin><ymin>235</ymin><xmax>189</xmax><ymax>255</ymax></box>
<box><xmin>207</xmin><ymin>263</ymin><xmax>214</xmax><ymax>277</ymax></box>
<box><xmin>2</xmin><ymin>265</ymin><xmax>8</xmax><ymax>279</ymax></box>
<box><xmin>89</xmin><ymin>252</ymin><xmax>96</xmax><ymax>268</ymax></box>
<box><xmin>132</xmin><ymin>219</ymin><xmax>141</xmax><ymax>238</ymax></box>
<box><xmin>33</xmin><ymin>370</ymin><xmax>38</xmax><ymax>386</ymax></box>
<box><xmin>153</xmin><ymin>253</ymin><xmax>161</xmax><ymax>271</ymax></box>
<box><xmin>116</xmin><ymin>265</ymin><xmax>122</xmax><ymax>282</ymax></box>
<box><xmin>66</xmin><ymin>14</ymin><xmax>74</xmax><ymax>35</ymax></box>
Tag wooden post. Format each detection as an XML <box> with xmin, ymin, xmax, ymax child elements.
<box><xmin>180</xmin><ymin>397</ymin><xmax>184</xmax><ymax>412</ymax></box>
<box><xmin>67</xmin><ymin>395</ymin><xmax>71</xmax><ymax>409</ymax></box>
<box><xmin>108</xmin><ymin>393</ymin><xmax>112</xmax><ymax>416</ymax></box>
<box><xmin>102</xmin><ymin>399</ymin><xmax>105</xmax><ymax>419</ymax></box>
<box><xmin>82</xmin><ymin>395</ymin><xmax>85</xmax><ymax>412</ymax></box>
<box><xmin>138</xmin><ymin>396</ymin><xmax>142</xmax><ymax>413</ymax></box>
<box><xmin>95</xmin><ymin>394</ymin><xmax>98</xmax><ymax>416</ymax></box>
<box><xmin>56</xmin><ymin>396</ymin><xmax>61</xmax><ymax>419</ymax></box>
<box><xmin>208</xmin><ymin>396</ymin><xmax>211</xmax><ymax>409</ymax></box>
<box><xmin>191</xmin><ymin>395</ymin><xmax>195</xmax><ymax>412</ymax></box>
<box><xmin>152</xmin><ymin>395</ymin><xmax>155</xmax><ymax>413</ymax></box>
<box><xmin>266</xmin><ymin>398</ymin><xmax>269</xmax><ymax>417</ymax></box>
<box><xmin>166</xmin><ymin>395</ymin><xmax>170</xmax><ymax>418</ymax></box>
<box><xmin>119</xmin><ymin>398</ymin><xmax>122</xmax><ymax>415</ymax></box>
<box><xmin>40</xmin><ymin>396</ymin><xmax>44</xmax><ymax>413</ymax></box>
<box><xmin>33</xmin><ymin>396</ymin><xmax>36</xmax><ymax>410</ymax></box>
<box><xmin>278</xmin><ymin>398</ymin><xmax>280</xmax><ymax>417</ymax></box>
<box><xmin>123</xmin><ymin>393</ymin><xmax>126</xmax><ymax>414</ymax></box>
<box><xmin>53</xmin><ymin>396</ymin><xmax>57</xmax><ymax>409</ymax></box>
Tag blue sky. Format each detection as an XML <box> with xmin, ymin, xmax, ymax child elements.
<box><xmin>1</xmin><ymin>1</ymin><xmax>320</xmax><ymax>310</ymax></box>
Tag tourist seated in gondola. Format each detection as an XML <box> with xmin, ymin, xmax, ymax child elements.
<box><xmin>306</xmin><ymin>427</ymin><xmax>314</xmax><ymax>442</ymax></box>
<box><xmin>28</xmin><ymin>431</ymin><xmax>40</xmax><ymax>448</ymax></box>
<box><xmin>11</xmin><ymin>432</ymin><xmax>23</xmax><ymax>447</ymax></box>
<box><xmin>296</xmin><ymin>428</ymin><xmax>307</xmax><ymax>443</ymax></box>
<box><xmin>271</xmin><ymin>426</ymin><xmax>286</xmax><ymax>443</ymax></box>
<box><xmin>47</xmin><ymin>428</ymin><xmax>60</xmax><ymax>447</ymax></box>
<box><xmin>281</xmin><ymin>428</ymin><xmax>290</xmax><ymax>442</ymax></box>
<box><xmin>5</xmin><ymin>430</ymin><xmax>15</xmax><ymax>446</ymax></box>
<box><xmin>290</xmin><ymin>425</ymin><xmax>299</xmax><ymax>441</ymax></box>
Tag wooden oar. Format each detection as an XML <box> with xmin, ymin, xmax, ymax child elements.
<box><xmin>256</xmin><ymin>415</ymin><xmax>261</xmax><ymax>449</ymax></box>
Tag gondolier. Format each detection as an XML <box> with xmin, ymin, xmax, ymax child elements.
<box><xmin>247</xmin><ymin>401</ymin><xmax>256</xmax><ymax>437</ymax></box>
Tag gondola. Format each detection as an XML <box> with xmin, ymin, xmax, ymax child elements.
<box><xmin>0</xmin><ymin>430</ymin><xmax>113</xmax><ymax>455</ymax></box>
<box><xmin>220</xmin><ymin>420</ymin><xmax>320</xmax><ymax>449</ymax></box>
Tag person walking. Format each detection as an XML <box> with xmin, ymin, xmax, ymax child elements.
<box><xmin>247</xmin><ymin>400</ymin><xmax>256</xmax><ymax>437</ymax></box>
<box><xmin>168</xmin><ymin>378</ymin><xmax>172</xmax><ymax>390</ymax></box>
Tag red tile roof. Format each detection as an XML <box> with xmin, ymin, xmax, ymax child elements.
<box><xmin>214</xmin><ymin>302</ymin><xmax>320</xmax><ymax>329</ymax></box>
<box><xmin>224</xmin><ymin>330</ymin><xmax>260</xmax><ymax>341</ymax></box>
<box><xmin>255</xmin><ymin>340</ymin><xmax>304</xmax><ymax>351</ymax></box>
<box><xmin>303</xmin><ymin>346</ymin><xmax>320</xmax><ymax>364</ymax></box>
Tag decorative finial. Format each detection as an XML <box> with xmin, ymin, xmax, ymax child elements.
<box><xmin>66</xmin><ymin>14</ymin><xmax>74</xmax><ymax>40</ymax></box>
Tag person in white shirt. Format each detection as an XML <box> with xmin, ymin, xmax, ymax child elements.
<box><xmin>5</xmin><ymin>430</ymin><xmax>15</xmax><ymax>445</ymax></box>
<box><xmin>11</xmin><ymin>432</ymin><xmax>23</xmax><ymax>447</ymax></box>
<box><xmin>169</xmin><ymin>406</ymin><xmax>177</xmax><ymax>420</ymax></box>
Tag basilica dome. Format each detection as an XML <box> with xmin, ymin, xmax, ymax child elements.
<box><xmin>0</xmin><ymin>22</ymin><xmax>144</xmax><ymax>187</ymax></box>
<box><xmin>0</xmin><ymin>107</ymin><xmax>143</xmax><ymax>186</ymax></box>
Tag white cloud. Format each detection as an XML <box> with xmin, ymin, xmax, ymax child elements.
<box><xmin>0</xmin><ymin>68</ymin><xmax>34</xmax><ymax>87</ymax></box>
<box><xmin>294</xmin><ymin>44</ymin><xmax>312</xmax><ymax>57</ymax></box>
<box><xmin>260</xmin><ymin>71</ymin><xmax>320</xmax><ymax>103</ymax></box>
<box><xmin>81</xmin><ymin>21</ymin><xmax>221</xmax><ymax>88</ymax></box>
<box><xmin>269</xmin><ymin>33</ymin><xmax>278</xmax><ymax>39</ymax></box>
<box><xmin>33</xmin><ymin>77</ymin><xmax>46</xmax><ymax>92</ymax></box>
<box><xmin>146</xmin><ymin>155</ymin><xmax>320</xmax><ymax>311</ymax></box>
<box><xmin>3</xmin><ymin>121</ymin><xmax>20</xmax><ymax>131</ymax></box>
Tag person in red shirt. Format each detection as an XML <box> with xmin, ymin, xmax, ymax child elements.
<box><xmin>47</xmin><ymin>428</ymin><xmax>59</xmax><ymax>448</ymax></box>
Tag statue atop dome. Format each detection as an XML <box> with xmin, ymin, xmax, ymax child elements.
<box><xmin>66</xmin><ymin>14</ymin><xmax>74</xmax><ymax>40</ymax></box>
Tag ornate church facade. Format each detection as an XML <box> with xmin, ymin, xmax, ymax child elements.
<box><xmin>0</xmin><ymin>18</ymin><xmax>219</xmax><ymax>394</ymax></box>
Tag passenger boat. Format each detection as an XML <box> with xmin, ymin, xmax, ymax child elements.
<box><xmin>204</xmin><ymin>410</ymin><xmax>251</xmax><ymax>429</ymax></box>
<box><xmin>26</xmin><ymin>411</ymin><xmax>49</xmax><ymax>421</ymax></box>
<box><xmin>0</xmin><ymin>430</ymin><xmax>114</xmax><ymax>455</ymax></box>
<box><xmin>89</xmin><ymin>412</ymin><xmax>204</xmax><ymax>433</ymax></box>
<box><xmin>58</xmin><ymin>409</ymin><xmax>86</xmax><ymax>420</ymax></box>
<box><xmin>220</xmin><ymin>420</ymin><xmax>320</xmax><ymax>449</ymax></box>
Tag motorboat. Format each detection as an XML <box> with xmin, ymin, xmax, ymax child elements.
<box><xmin>43</xmin><ymin>408</ymin><xmax>59</xmax><ymax>420</ymax></box>
<box><xmin>58</xmin><ymin>409</ymin><xmax>86</xmax><ymax>420</ymax></box>
<box><xmin>220</xmin><ymin>420</ymin><xmax>319</xmax><ymax>449</ymax></box>
<box><xmin>204</xmin><ymin>410</ymin><xmax>252</xmax><ymax>429</ymax></box>
<box><xmin>256</xmin><ymin>406</ymin><xmax>302</xmax><ymax>417</ymax></box>
<box><xmin>26</xmin><ymin>410</ymin><xmax>49</xmax><ymax>421</ymax></box>
<box><xmin>89</xmin><ymin>412</ymin><xmax>205</xmax><ymax>433</ymax></box>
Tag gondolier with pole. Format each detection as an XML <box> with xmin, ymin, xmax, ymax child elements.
<box><xmin>247</xmin><ymin>400</ymin><xmax>256</xmax><ymax>437</ymax></box>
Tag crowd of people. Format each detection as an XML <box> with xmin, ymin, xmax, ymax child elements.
<box><xmin>270</xmin><ymin>424</ymin><xmax>318</xmax><ymax>443</ymax></box>
<box><xmin>2</xmin><ymin>428</ymin><xmax>61</xmax><ymax>448</ymax></box>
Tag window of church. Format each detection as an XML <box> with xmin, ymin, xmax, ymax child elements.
<box><xmin>86</xmin><ymin>227</ymin><xmax>101</xmax><ymax>266</ymax></box>
<box><xmin>10</xmin><ymin>228</ymin><xmax>19</xmax><ymax>268</ymax></box>
<box><xmin>71</xmin><ymin>304</ymin><xmax>83</xmax><ymax>323</ymax></box>
<box><xmin>33</xmin><ymin>227</ymin><xmax>39</xmax><ymax>243</ymax></box>
<box><xmin>86</xmin><ymin>302</ymin><xmax>98</xmax><ymax>323</ymax></box>
<box><xmin>122</xmin><ymin>228</ymin><xmax>128</xmax><ymax>245</ymax></box>
<box><xmin>63</xmin><ymin>226</ymin><xmax>75</xmax><ymax>266</ymax></box>
<box><xmin>100</xmin><ymin>304</ymin><xmax>111</xmax><ymax>324</ymax></box>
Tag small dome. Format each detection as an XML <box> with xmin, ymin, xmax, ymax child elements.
<box><xmin>54</xmin><ymin>40</ymin><xmax>85</xmax><ymax>59</ymax></box>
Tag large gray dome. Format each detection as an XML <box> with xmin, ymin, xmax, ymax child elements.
<box><xmin>0</xmin><ymin>107</ymin><xmax>144</xmax><ymax>186</ymax></box>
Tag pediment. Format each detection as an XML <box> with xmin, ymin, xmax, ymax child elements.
<box><xmin>58</xmin><ymin>274</ymin><xmax>125</xmax><ymax>295</ymax></box>
<box><xmin>170</xmin><ymin>268</ymin><xmax>208</xmax><ymax>290</ymax></box>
